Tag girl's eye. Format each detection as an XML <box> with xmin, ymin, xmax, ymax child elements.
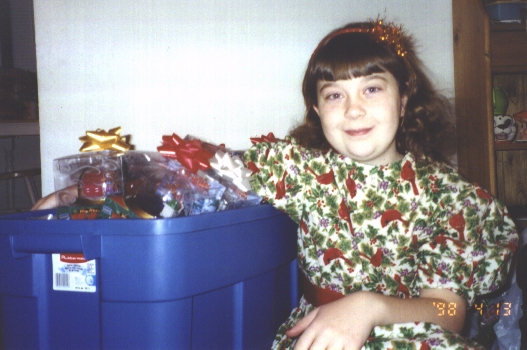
<box><xmin>365</xmin><ymin>87</ymin><xmax>381</xmax><ymax>94</ymax></box>
<box><xmin>326</xmin><ymin>93</ymin><xmax>341</xmax><ymax>100</ymax></box>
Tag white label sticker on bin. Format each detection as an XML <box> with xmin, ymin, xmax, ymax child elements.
<box><xmin>52</xmin><ymin>253</ymin><xmax>96</xmax><ymax>293</ymax></box>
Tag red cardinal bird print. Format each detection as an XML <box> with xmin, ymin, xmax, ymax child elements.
<box><xmin>246</xmin><ymin>161</ymin><xmax>260</xmax><ymax>174</ymax></box>
<box><xmin>434</xmin><ymin>233</ymin><xmax>463</xmax><ymax>248</ymax></box>
<box><xmin>449</xmin><ymin>211</ymin><xmax>465</xmax><ymax>241</ymax></box>
<box><xmin>275</xmin><ymin>171</ymin><xmax>288</xmax><ymax>200</ymax></box>
<box><xmin>393</xmin><ymin>273</ymin><xmax>410</xmax><ymax>297</ymax></box>
<box><xmin>401</xmin><ymin>160</ymin><xmax>419</xmax><ymax>195</ymax></box>
<box><xmin>476</xmin><ymin>187</ymin><xmax>493</xmax><ymax>205</ymax></box>
<box><xmin>419</xmin><ymin>342</ymin><xmax>431</xmax><ymax>350</ymax></box>
<box><xmin>467</xmin><ymin>261</ymin><xmax>479</xmax><ymax>288</ymax></box>
<box><xmin>338</xmin><ymin>199</ymin><xmax>354</xmax><ymax>235</ymax></box>
<box><xmin>300</xmin><ymin>219</ymin><xmax>308</xmax><ymax>234</ymax></box>
<box><xmin>359</xmin><ymin>248</ymin><xmax>383</xmax><ymax>268</ymax></box>
<box><xmin>380</xmin><ymin>209</ymin><xmax>409</xmax><ymax>228</ymax></box>
<box><xmin>323</xmin><ymin>247</ymin><xmax>354</xmax><ymax>267</ymax></box>
<box><xmin>346</xmin><ymin>173</ymin><xmax>357</xmax><ymax>198</ymax></box>
<box><xmin>305</xmin><ymin>167</ymin><xmax>334</xmax><ymax>185</ymax></box>
<box><xmin>412</xmin><ymin>234</ymin><xmax>418</xmax><ymax>249</ymax></box>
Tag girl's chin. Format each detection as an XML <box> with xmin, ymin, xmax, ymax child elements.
<box><xmin>340</xmin><ymin>148</ymin><xmax>376</xmax><ymax>162</ymax></box>
<box><xmin>341</xmin><ymin>147</ymin><xmax>400</xmax><ymax>165</ymax></box>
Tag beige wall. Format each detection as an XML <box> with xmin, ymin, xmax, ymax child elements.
<box><xmin>34</xmin><ymin>0</ymin><xmax>454</xmax><ymax>195</ymax></box>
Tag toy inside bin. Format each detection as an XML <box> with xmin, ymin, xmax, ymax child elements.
<box><xmin>0</xmin><ymin>204</ymin><xmax>299</xmax><ymax>350</ymax></box>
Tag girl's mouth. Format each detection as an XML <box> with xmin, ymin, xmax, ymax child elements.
<box><xmin>345</xmin><ymin>128</ymin><xmax>373</xmax><ymax>137</ymax></box>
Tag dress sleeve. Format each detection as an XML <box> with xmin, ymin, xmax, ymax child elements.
<box><xmin>412</xmin><ymin>182</ymin><xmax>518</xmax><ymax>306</ymax></box>
<box><xmin>243</xmin><ymin>137</ymin><xmax>306</xmax><ymax>223</ymax></box>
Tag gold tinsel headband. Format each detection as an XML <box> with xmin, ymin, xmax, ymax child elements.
<box><xmin>312</xmin><ymin>20</ymin><xmax>408</xmax><ymax>58</ymax></box>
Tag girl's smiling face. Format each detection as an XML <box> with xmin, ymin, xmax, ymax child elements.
<box><xmin>314</xmin><ymin>72</ymin><xmax>407</xmax><ymax>165</ymax></box>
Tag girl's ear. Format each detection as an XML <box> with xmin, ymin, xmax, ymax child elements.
<box><xmin>400</xmin><ymin>94</ymin><xmax>408</xmax><ymax>117</ymax></box>
<box><xmin>313</xmin><ymin>105</ymin><xmax>320</xmax><ymax>116</ymax></box>
<box><xmin>400</xmin><ymin>82</ymin><xmax>410</xmax><ymax>117</ymax></box>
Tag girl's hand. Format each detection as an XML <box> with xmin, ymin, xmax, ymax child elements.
<box><xmin>287</xmin><ymin>291</ymin><xmax>380</xmax><ymax>350</ymax></box>
<box><xmin>31</xmin><ymin>185</ymin><xmax>78</xmax><ymax>210</ymax></box>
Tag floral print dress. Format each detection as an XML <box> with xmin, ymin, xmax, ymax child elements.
<box><xmin>244</xmin><ymin>136</ymin><xmax>518</xmax><ymax>350</ymax></box>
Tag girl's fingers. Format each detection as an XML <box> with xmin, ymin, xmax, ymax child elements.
<box><xmin>286</xmin><ymin>308</ymin><xmax>318</xmax><ymax>338</ymax></box>
<box><xmin>294</xmin><ymin>327</ymin><xmax>347</xmax><ymax>350</ymax></box>
<box><xmin>291</xmin><ymin>327</ymin><xmax>316</xmax><ymax>350</ymax></box>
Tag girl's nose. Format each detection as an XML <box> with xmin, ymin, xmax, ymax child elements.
<box><xmin>345</xmin><ymin>98</ymin><xmax>365</xmax><ymax>119</ymax></box>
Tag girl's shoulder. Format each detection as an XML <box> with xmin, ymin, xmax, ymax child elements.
<box><xmin>412</xmin><ymin>154</ymin><xmax>469</xmax><ymax>186</ymax></box>
<box><xmin>411</xmin><ymin>153</ymin><xmax>506</xmax><ymax>212</ymax></box>
<box><xmin>245</xmin><ymin>135</ymin><xmax>328</xmax><ymax>164</ymax></box>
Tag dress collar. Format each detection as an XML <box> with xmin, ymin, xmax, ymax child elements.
<box><xmin>325</xmin><ymin>148</ymin><xmax>413</xmax><ymax>172</ymax></box>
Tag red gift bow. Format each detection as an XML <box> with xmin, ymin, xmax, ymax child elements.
<box><xmin>250</xmin><ymin>132</ymin><xmax>276</xmax><ymax>144</ymax></box>
<box><xmin>157</xmin><ymin>133</ymin><xmax>214</xmax><ymax>173</ymax></box>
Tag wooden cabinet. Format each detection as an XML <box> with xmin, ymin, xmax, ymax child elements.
<box><xmin>453</xmin><ymin>0</ymin><xmax>527</xmax><ymax>208</ymax></box>
<box><xmin>491</xmin><ymin>29</ymin><xmax>527</xmax><ymax>73</ymax></box>
<box><xmin>491</xmin><ymin>29</ymin><xmax>527</xmax><ymax>207</ymax></box>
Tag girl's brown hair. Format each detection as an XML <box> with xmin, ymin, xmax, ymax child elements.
<box><xmin>290</xmin><ymin>21</ymin><xmax>455</xmax><ymax>164</ymax></box>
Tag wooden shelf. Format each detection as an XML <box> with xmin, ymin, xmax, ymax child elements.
<box><xmin>0</xmin><ymin>121</ymin><xmax>39</xmax><ymax>137</ymax></box>
<box><xmin>491</xmin><ymin>30</ymin><xmax>527</xmax><ymax>73</ymax></box>
<box><xmin>490</xmin><ymin>21</ymin><xmax>526</xmax><ymax>32</ymax></box>
<box><xmin>495</xmin><ymin>142</ymin><xmax>527</xmax><ymax>151</ymax></box>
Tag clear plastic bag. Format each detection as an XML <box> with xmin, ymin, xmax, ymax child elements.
<box><xmin>493</xmin><ymin>277</ymin><xmax>522</xmax><ymax>350</ymax></box>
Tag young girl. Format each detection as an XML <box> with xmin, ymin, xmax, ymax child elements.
<box><xmin>244</xmin><ymin>20</ymin><xmax>518</xmax><ymax>349</ymax></box>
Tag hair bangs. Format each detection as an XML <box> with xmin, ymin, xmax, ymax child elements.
<box><xmin>316</xmin><ymin>34</ymin><xmax>396</xmax><ymax>77</ymax></box>
<box><xmin>311</xmin><ymin>57</ymin><xmax>388</xmax><ymax>83</ymax></box>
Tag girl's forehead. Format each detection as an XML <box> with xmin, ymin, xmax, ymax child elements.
<box><xmin>317</xmin><ymin>72</ymin><xmax>395</xmax><ymax>85</ymax></box>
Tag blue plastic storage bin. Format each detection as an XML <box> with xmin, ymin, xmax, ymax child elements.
<box><xmin>0</xmin><ymin>204</ymin><xmax>299</xmax><ymax>350</ymax></box>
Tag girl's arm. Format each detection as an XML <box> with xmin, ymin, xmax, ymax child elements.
<box><xmin>287</xmin><ymin>288</ymin><xmax>466</xmax><ymax>350</ymax></box>
<box><xmin>31</xmin><ymin>185</ymin><xmax>78</xmax><ymax>210</ymax></box>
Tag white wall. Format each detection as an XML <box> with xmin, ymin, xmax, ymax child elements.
<box><xmin>34</xmin><ymin>0</ymin><xmax>453</xmax><ymax>195</ymax></box>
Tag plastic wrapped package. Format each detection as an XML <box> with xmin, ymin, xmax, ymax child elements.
<box><xmin>122</xmin><ymin>151</ymin><xmax>229</xmax><ymax>218</ymax></box>
<box><xmin>53</xmin><ymin>151</ymin><xmax>124</xmax><ymax>204</ymax></box>
<box><xmin>185</xmin><ymin>170</ymin><xmax>226</xmax><ymax>216</ymax></box>
<box><xmin>218</xmin><ymin>185</ymin><xmax>262</xmax><ymax>211</ymax></box>
<box><xmin>120</xmin><ymin>152</ymin><xmax>191</xmax><ymax>218</ymax></box>
<box><xmin>51</xmin><ymin>134</ymin><xmax>262</xmax><ymax>220</ymax></box>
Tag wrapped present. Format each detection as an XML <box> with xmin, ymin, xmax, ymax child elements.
<box><xmin>156</xmin><ymin>133</ymin><xmax>261</xmax><ymax>216</ymax></box>
<box><xmin>186</xmin><ymin>170</ymin><xmax>226</xmax><ymax>216</ymax></box>
<box><xmin>53</xmin><ymin>151</ymin><xmax>124</xmax><ymax>204</ymax></box>
<box><xmin>122</xmin><ymin>151</ymin><xmax>226</xmax><ymax>218</ymax></box>
<box><xmin>98</xmin><ymin>196</ymin><xmax>141</xmax><ymax>219</ymax></box>
<box><xmin>122</xmin><ymin>151</ymin><xmax>183</xmax><ymax>218</ymax></box>
<box><xmin>57</xmin><ymin>204</ymin><xmax>102</xmax><ymax>220</ymax></box>
<box><xmin>53</xmin><ymin>127</ymin><xmax>132</xmax><ymax>204</ymax></box>
<box><xmin>218</xmin><ymin>185</ymin><xmax>262</xmax><ymax>211</ymax></box>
